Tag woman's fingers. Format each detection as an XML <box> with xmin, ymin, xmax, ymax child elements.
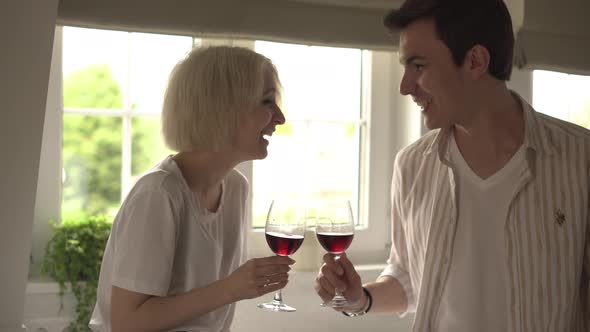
<box><xmin>247</xmin><ymin>256</ymin><xmax>294</xmax><ymax>280</ymax></box>
<box><xmin>256</xmin><ymin>272</ymin><xmax>289</xmax><ymax>287</ymax></box>
<box><xmin>260</xmin><ymin>280</ymin><xmax>289</xmax><ymax>295</ymax></box>
<box><xmin>229</xmin><ymin>255</ymin><xmax>304</xmax><ymax>299</ymax></box>
<box><xmin>255</xmin><ymin>263</ymin><xmax>292</xmax><ymax>277</ymax></box>
<box><xmin>253</xmin><ymin>256</ymin><xmax>295</xmax><ymax>266</ymax></box>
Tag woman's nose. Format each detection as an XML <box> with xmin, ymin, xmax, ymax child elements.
<box><xmin>274</xmin><ymin>106</ymin><xmax>286</xmax><ymax>125</ymax></box>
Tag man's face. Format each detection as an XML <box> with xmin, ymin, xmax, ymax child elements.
<box><xmin>398</xmin><ymin>18</ymin><xmax>469</xmax><ymax>130</ymax></box>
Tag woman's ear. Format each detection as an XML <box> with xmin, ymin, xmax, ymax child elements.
<box><xmin>463</xmin><ymin>44</ymin><xmax>490</xmax><ymax>79</ymax></box>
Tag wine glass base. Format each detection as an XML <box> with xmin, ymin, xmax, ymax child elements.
<box><xmin>257</xmin><ymin>301</ymin><xmax>297</xmax><ymax>312</ymax></box>
<box><xmin>320</xmin><ymin>297</ymin><xmax>352</xmax><ymax>308</ymax></box>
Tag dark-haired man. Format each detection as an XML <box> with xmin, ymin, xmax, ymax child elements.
<box><xmin>315</xmin><ymin>0</ymin><xmax>590</xmax><ymax>331</ymax></box>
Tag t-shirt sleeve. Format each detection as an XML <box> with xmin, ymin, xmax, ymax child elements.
<box><xmin>111</xmin><ymin>189</ymin><xmax>177</xmax><ymax>297</ymax></box>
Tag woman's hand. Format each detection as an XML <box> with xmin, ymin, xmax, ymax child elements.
<box><xmin>223</xmin><ymin>255</ymin><xmax>295</xmax><ymax>301</ymax></box>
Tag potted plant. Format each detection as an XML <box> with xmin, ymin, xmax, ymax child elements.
<box><xmin>42</xmin><ymin>213</ymin><xmax>112</xmax><ymax>331</ymax></box>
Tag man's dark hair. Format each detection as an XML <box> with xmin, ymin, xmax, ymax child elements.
<box><xmin>384</xmin><ymin>0</ymin><xmax>514</xmax><ymax>81</ymax></box>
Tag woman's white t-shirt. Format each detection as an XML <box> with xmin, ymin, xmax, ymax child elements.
<box><xmin>89</xmin><ymin>156</ymin><xmax>249</xmax><ymax>332</ymax></box>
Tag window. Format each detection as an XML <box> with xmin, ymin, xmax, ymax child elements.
<box><xmin>60</xmin><ymin>28</ymin><xmax>368</xmax><ymax>228</ymax></box>
<box><xmin>33</xmin><ymin>27</ymin><xmax>419</xmax><ymax>275</ymax></box>
<box><xmin>61</xmin><ymin>27</ymin><xmax>195</xmax><ymax>220</ymax></box>
<box><xmin>60</xmin><ymin>28</ymin><xmax>371</xmax><ymax>228</ymax></box>
<box><xmin>532</xmin><ymin>70</ymin><xmax>590</xmax><ymax>128</ymax></box>
<box><xmin>251</xmin><ymin>41</ymin><xmax>366</xmax><ymax>228</ymax></box>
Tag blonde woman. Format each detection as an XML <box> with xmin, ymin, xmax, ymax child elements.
<box><xmin>90</xmin><ymin>46</ymin><xmax>291</xmax><ymax>332</ymax></box>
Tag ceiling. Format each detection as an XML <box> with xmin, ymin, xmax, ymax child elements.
<box><xmin>56</xmin><ymin>0</ymin><xmax>589</xmax><ymax>74</ymax></box>
<box><xmin>286</xmin><ymin>0</ymin><xmax>404</xmax><ymax>9</ymax></box>
<box><xmin>289</xmin><ymin>0</ymin><xmax>525</xmax><ymax>33</ymax></box>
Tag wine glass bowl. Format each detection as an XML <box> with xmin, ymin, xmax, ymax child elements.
<box><xmin>316</xmin><ymin>231</ymin><xmax>354</xmax><ymax>254</ymax></box>
<box><xmin>265</xmin><ymin>231</ymin><xmax>304</xmax><ymax>256</ymax></box>
<box><xmin>313</xmin><ymin>200</ymin><xmax>355</xmax><ymax>308</ymax></box>
<box><xmin>257</xmin><ymin>199</ymin><xmax>306</xmax><ymax>312</ymax></box>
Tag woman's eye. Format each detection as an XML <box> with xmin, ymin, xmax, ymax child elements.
<box><xmin>415</xmin><ymin>64</ymin><xmax>425</xmax><ymax>71</ymax></box>
<box><xmin>263</xmin><ymin>99</ymin><xmax>275</xmax><ymax>105</ymax></box>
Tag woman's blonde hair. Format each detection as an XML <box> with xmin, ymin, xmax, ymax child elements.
<box><xmin>161</xmin><ymin>45</ymin><xmax>280</xmax><ymax>152</ymax></box>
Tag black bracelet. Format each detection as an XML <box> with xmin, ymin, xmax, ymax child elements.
<box><xmin>341</xmin><ymin>287</ymin><xmax>373</xmax><ymax>317</ymax></box>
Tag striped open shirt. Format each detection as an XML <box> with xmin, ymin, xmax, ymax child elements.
<box><xmin>380</xmin><ymin>94</ymin><xmax>590</xmax><ymax>331</ymax></box>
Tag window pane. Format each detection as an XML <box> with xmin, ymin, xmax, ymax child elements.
<box><xmin>305</xmin><ymin>122</ymin><xmax>361</xmax><ymax>206</ymax></box>
<box><xmin>131</xmin><ymin>116</ymin><xmax>173</xmax><ymax>181</ymax></box>
<box><xmin>252</xmin><ymin>41</ymin><xmax>364</xmax><ymax>228</ymax></box>
<box><xmin>533</xmin><ymin>70</ymin><xmax>590</xmax><ymax>128</ymax></box>
<box><xmin>62</xmin><ymin>114</ymin><xmax>122</xmax><ymax>219</ymax></box>
<box><xmin>129</xmin><ymin>33</ymin><xmax>194</xmax><ymax>114</ymax></box>
<box><xmin>62</xmin><ymin>27</ymin><xmax>128</xmax><ymax>110</ymax></box>
<box><xmin>252</xmin><ymin>121</ymin><xmax>362</xmax><ymax>228</ymax></box>
<box><xmin>255</xmin><ymin>41</ymin><xmax>362</xmax><ymax>122</ymax></box>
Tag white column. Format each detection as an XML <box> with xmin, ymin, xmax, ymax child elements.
<box><xmin>0</xmin><ymin>1</ymin><xmax>58</xmax><ymax>331</ymax></box>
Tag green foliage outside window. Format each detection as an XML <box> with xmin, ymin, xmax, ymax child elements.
<box><xmin>63</xmin><ymin>64</ymin><xmax>123</xmax><ymax>109</ymax></box>
<box><xmin>62</xmin><ymin>64</ymin><xmax>168</xmax><ymax>218</ymax></box>
<box><xmin>62</xmin><ymin>114</ymin><xmax>122</xmax><ymax>217</ymax></box>
<box><xmin>62</xmin><ymin>64</ymin><xmax>124</xmax><ymax>217</ymax></box>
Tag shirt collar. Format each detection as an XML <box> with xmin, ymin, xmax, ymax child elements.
<box><xmin>517</xmin><ymin>92</ymin><xmax>557</xmax><ymax>156</ymax></box>
<box><xmin>423</xmin><ymin>91</ymin><xmax>557</xmax><ymax>160</ymax></box>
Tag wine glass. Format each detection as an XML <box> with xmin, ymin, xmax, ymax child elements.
<box><xmin>314</xmin><ymin>199</ymin><xmax>355</xmax><ymax>308</ymax></box>
<box><xmin>257</xmin><ymin>199</ymin><xmax>306</xmax><ymax>312</ymax></box>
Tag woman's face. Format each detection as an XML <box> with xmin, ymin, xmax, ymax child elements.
<box><xmin>233</xmin><ymin>70</ymin><xmax>285</xmax><ymax>160</ymax></box>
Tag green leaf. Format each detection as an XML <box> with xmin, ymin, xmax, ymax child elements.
<box><xmin>42</xmin><ymin>213</ymin><xmax>112</xmax><ymax>331</ymax></box>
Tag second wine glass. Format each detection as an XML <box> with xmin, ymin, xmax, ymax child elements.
<box><xmin>257</xmin><ymin>199</ymin><xmax>306</xmax><ymax>312</ymax></box>
<box><xmin>314</xmin><ymin>200</ymin><xmax>355</xmax><ymax>308</ymax></box>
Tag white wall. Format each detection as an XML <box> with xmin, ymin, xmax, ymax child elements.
<box><xmin>0</xmin><ymin>1</ymin><xmax>58</xmax><ymax>331</ymax></box>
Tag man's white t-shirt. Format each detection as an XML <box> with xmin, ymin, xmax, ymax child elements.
<box><xmin>435</xmin><ymin>133</ymin><xmax>526</xmax><ymax>332</ymax></box>
<box><xmin>89</xmin><ymin>156</ymin><xmax>249</xmax><ymax>332</ymax></box>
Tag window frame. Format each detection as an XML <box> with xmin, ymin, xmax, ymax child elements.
<box><xmin>32</xmin><ymin>27</ymin><xmax>423</xmax><ymax>277</ymax></box>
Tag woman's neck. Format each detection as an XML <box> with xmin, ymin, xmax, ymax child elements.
<box><xmin>173</xmin><ymin>151</ymin><xmax>237</xmax><ymax>207</ymax></box>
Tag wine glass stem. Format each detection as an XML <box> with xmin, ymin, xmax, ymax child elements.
<box><xmin>334</xmin><ymin>254</ymin><xmax>344</xmax><ymax>297</ymax></box>
<box><xmin>273</xmin><ymin>253</ymin><xmax>285</xmax><ymax>303</ymax></box>
<box><xmin>274</xmin><ymin>288</ymin><xmax>283</xmax><ymax>303</ymax></box>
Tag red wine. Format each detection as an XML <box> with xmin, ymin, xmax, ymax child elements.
<box><xmin>316</xmin><ymin>232</ymin><xmax>354</xmax><ymax>254</ymax></box>
<box><xmin>265</xmin><ymin>232</ymin><xmax>304</xmax><ymax>256</ymax></box>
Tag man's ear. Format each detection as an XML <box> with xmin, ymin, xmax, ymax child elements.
<box><xmin>463</xmin><ymin>45</ymin><xmax>490</xmax><ymax>79</ymax></box>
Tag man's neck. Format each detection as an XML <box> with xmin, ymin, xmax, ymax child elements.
<box><xmin>452</xmin><ymin>88</ymin><xmax>525</xmax><ymax>179</ymax></box>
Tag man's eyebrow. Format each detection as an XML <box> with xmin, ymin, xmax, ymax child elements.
<box><xmin>399</xmin><ymin>55</ymin><xmax>426</xmax><ymax>66</ymax></box>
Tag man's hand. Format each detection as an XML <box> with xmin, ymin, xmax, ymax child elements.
<box><xmin>314</xmin><ymin>253</ymin><xmax>366</xmax><ymax>312</ymax></box>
